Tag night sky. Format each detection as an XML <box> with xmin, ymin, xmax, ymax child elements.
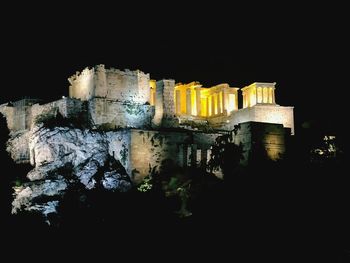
<box><xmin>1</xmin><ymin>3</ymin><xmax>347</xmax><ymax>135</ymax></box>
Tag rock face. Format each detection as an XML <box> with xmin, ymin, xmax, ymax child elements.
<box><xmin>12</xmin><ymin>125</ymin><xmax>132</xmax><ymax>221</ymax></box>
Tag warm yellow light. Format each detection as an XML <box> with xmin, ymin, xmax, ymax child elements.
<box><xmin>201</xmin><ymin>97</ymin><xmax>207</xmax><ymax>116</ymax></box>
<box><xmin>214</xmin><ymin>94</ymin><xmax>218</xmax><ymax>115</ymax></box>
<box><xmin>219</xmin><ymin>92</ymin><xmax>223</xmax><ymax>114</ymax></box>
<box><xmin>268</xmin><ymin>88</ymin><xmax>273</xmax><ymax>103</ymax></box>
<box><xmin>228</xmin><ymin>94</ymin><xmax>235</xmax><ymax>112</ymax></box>
<box><xmin>174</xmin><ymin>82</ymin><xmax>239</xmax><ymax>118</ymax></box>
<box><xmin>250</xmin><ymin>88</ymin><xmax>256</xmax><ymax>107</ymax></box>
<box><xmin>263</xmin><ymin>88</ymin><xmax>268</xmax><ymax>103</ymax></box>
<box><xmin>191</xmin><ymin>88</ymin><xmax>197</xmax><ymax>116</ymax></box>
<box><xmin>180</xmin><ymin>89</ymin><xmax>186</xmax><ymax>114</ymax></box>
<box><xmin>208</xmin><ymin>96</ymin><xmax>212</xmax><ymax>116</ymax></box>
<box><xmin>257</xmin><ymin>88</ymin><xmax>262</xmax><ymax>103</ymax></box>
<box><xmin>149</xmin><ymin>80</ymin><xmax>156</xmax><ymax>106</ymax></box>
<box><xmin>175</xmin><ymin>90</ymin><xmax>181</xmax><ymax>114</ymax></box>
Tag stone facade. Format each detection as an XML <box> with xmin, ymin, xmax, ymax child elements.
<box><xmin>233</xmin><ymin>122</ymin><xmax>289</xmax><ymax>165</ymax></box>
<box><xmin>105</xmin><ymin>129</ymin><xmax>221</xmax><ymax>182</ymax></box>
<box><xmin>30</xmin><ymin>98</ymin><xmax>86</xmax><ymax>127</ymax></box>
<box><xmin>209</xmin><ymin>104</ymin><xmax>294</xmax><ymax>135</ymax></box>
<box><xmin>88</xmin><ymin>98</ymin><xmax>154</xmax><ymax>129</ymax></box>
<box><xmin>1</xmin><ymin>65</ymin><xmax>295</xmax><ymax>181</ymax></box>
<box><xmin>1</xmin><ymin>66</ymin><xmax>294</xmax><ymax>135</ymax></box>
<box><xmin>69</xmin><ymin>65</ymin><xmax>150</xmax><ymax>104</ymax></box>
<box><xmin>153</xmin><ymin>79</ymin><xmax>178</xmax><ymax>127</ymax></box>
<box><xmin>0</xmin><ymin>99</ymin><xmax>40</xmax><ymax>132</ymax></box>
<box><xmin>0</xmin><ymin>98</ymin><xmax>85</xmax><ymax>133</ymax></box>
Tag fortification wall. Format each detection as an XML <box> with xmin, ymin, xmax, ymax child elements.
<box><xmin>69</xmin><ymin>65</ymin><xmax>151</xmax><ymax>104</ymax></box>
<box><xmin>89</xmin><ymin>98</ymin><xmax>154</xmax><ymax>129</ymax></box>
<box><xmin>128</xmin><ymin>129</ymin><xmax>220</xmax><ymax>183</ymax></box>
<box><xmin>1</xmin><ymin>99</ymin><xmax>41</xmax><ymax>132</ymax></box>
<box><xmin>104</xmin><ymin>68</ymin><xmax>150</xmax><ymax>103</ymax></box>
<box><xmin>68</xmin><ymin>67</ymin><xmax>95</xmax><ymax>101</ymax></box>
<box><xmin>209</xmin><ymin>105</ymin><xmax>294</xmax><ymax>135</ymax></box>
<box><xmin>153</xmin><ymin>79</ymin><xmax>178</xmax><ymax>127</ymax></box>
<box><xmin>252</xmin><ymin>105</ymin><xmax>294</xmax><ymax>135</ymax></box>
<box><xmin>208</xmin><ymin>107</ymin><xmax>254</xmax><ymax>130</ymax></box>
<box><xmin>233</xmin><ymin>122</ymin><xmax>287</xmax><ymax>164</ymax></box>
<box><xmin>31</xmin><ymin>98</ymin><xmax>85</xmax><ymax>128</ymax></box>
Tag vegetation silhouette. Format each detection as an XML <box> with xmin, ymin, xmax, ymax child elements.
<box><xmin>1</xmin><ymin>116</ymin><xmax>349</xmax><ymax>261</ymax></box>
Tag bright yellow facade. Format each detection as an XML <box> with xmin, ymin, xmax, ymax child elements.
<box><xmin>241</xmin><ymin>82</ymin><xmax>276</xmax><ymax>108</ymax></box>
<box><xmin>149</xmin><ymin>80</ymin><xmax>277</xmax><ymax>118</ymax></box>
<box><xmin>174</xmin><ymin>82</ymin><xmax>239</xmax><ymax>117</ymax></box>
<box><xmin>149</xmin><ymin>80</ymin><xmax>156</xmax><ymax>106</ymax></box>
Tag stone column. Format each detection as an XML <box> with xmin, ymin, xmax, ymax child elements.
<box><xmin>244</xmin><ymin>92</ymin><xmax>249</xmax><ymax>107</ymax></box>
<box><xmin>212</xmin><ymin>95</ymin><xmax>216</xmax><ymax>116</ymax></box>
<box><xmin>257</xmin><ymin>88</ymin><xmax>261</xmax><ymax>103</ymax></box>
<box><xmin>218</xmin><ymin>91</ymin><xmax>222</xmax><ymax>114</ymax></box>
<box><xmin>187</xmin><ymin>145</ymin><xmax>192</xmax><ymax>167</ymax></box>
<box><xmin>186</xmin><ymin>88</ymin><xmax>191</xmax><ymax>115</ymax></box>
<box><xmin>191</xmin><ymin>144</ymin><xmax>197</xmax><ymax>167</ymax></box>
<box><xmin>182</xmin><ymin>145</ymin><xmax>188</xmax><ymax>167</ymax></box>
<box><xmin>196</xmin><ymin>88</ymin><xmax>201</xmax><ymax>116</ymax></box>
<box><xmin>153</xmin><ymin>79</ymin><xmax>177</xmax><ymax>127</ymax></box>
<box><xmin>176</xmin><ymin>90</ymin><xmax>181</xmax><ymax>114</ymax></box>
<box><xmin>207</xmin><ymin>97</ymin><xmax>210</xmax><ymax>116</ymax></box>
<box><xmin>242</xmin><ymin>93</ymin><xmax>246</xmax><ymax>108</ymax></box>
<box><xmin>272</xmin><ymin>88</ymin><xmax>276</xmax><ymax>104</ymax></box>
<box><xmin>263</xmin><ymin>87</ymin><xmax>267</xmax><ymax>103</ymax></box>
<box><xmin>207</xmin><ymin>148</ymin><xmax>212</xmax><ymax>168</ymax></box>
<box><xmin>178</xmin><ymin>144</ymin><xmax>184</xmax><ymax>167</ymax></box>
<box><xmin>266</xmin><ymin>87</ymin><xmax>269</xmax><ymax>103</ymax></box>
<box><xmin>196</xmin><ymin>148</ymin><xmax>201</xmax><ymax>167</ymax></box>
<box><xmin>201</xmin><ymin>148</ymin><xmax>207</xmax><ymax>168</ymax></box>
<box><xmin>222</xmin><ymin>90</ymin><xmax>227</xmax><ymax>115</ymax></box>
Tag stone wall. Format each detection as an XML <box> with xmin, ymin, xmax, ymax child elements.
<box><xmin>31</xmin><ymin>98</ymin><xmax>86</xmax><ymax>128</ymax></box>
<box><xmin>209</xmin><ymin>105</ymin><xmax>294</xmax><ymax>135</ymax></box>
<box><xmin>233</xmin><ymin>122</ymin><xmax>288</xmax><ymax>165</ymax></box>
<box><xmin>68</xmin><ymin>67</ymin><xmax>95</xmax><ymax>101</ymax></box>
<box><xmin>88</xmin><ymin>98</ymin><xmax>154</xmax><ymax>129</ymax></box>
<box><xmin>252</xmin><ymin>105</ymin><xmax>294</xmax><ymax>135</ymax></box>
<box><xmin>127</xmin><ymin>129</ymin><xmax>221</xmax><ymax>183</ymax></box>
<box><xmin>153</xmin><ymin>79</ymin><xmax>178</xmax><ymax>127</ymax></box>
<box><xmin>0</xmin><ymin>99</ymin><xmax>40</xmax><ymax>132</ymax></box>
<box><xmin>69</xmin><ymin>65</ymin><xmax>151</xmax><ymax>104</ymax></box>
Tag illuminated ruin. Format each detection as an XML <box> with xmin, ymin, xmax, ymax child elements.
<box><xmin>0</xmin><ymin>65</ymin><xmax>294</xmax><ymax>181</ymax></box>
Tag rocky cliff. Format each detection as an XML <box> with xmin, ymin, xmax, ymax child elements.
<box><xmin>10</xmin><ymin>125</ymin><xmax>132</xmax><ymax>222</ymax></box>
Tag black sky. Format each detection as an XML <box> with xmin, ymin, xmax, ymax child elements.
<box><xmin>1</xmin><ymin>2</ymin><xmax>348</xmax><ymax>134</ymax></box>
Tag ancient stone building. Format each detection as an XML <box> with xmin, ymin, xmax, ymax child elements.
<box><xmin>0</xmin><ymin>65</ymin><xmax>294</xmax><ymax>181</ymax></box>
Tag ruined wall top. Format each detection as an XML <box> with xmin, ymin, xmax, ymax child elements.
<box><xmin>68</xmin><ymin>65</ymin><xmax>151</xmax><ymax>104</ymax></box>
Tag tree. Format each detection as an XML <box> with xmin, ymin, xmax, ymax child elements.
<box><xmin>207</xmin><ymin>128</ymin><xmax>244</xmax><ymax>180</ymax></box>
<box><xmin>0</xmin><ymin>113</ymin><xmax>14</xmax><ymax>222</ymax></box>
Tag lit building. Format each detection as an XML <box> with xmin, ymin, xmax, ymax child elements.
<box><xmin>174</xmin><ymin>82</ymin><xmax>239</xmax><ymax>117</ymax></box>
<box><xmin>0</xmin><ymin>65</ymin><xmax>294</xmax><ymax>180</ymax></box>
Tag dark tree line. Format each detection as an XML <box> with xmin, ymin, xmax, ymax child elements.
<box><xmin>0</xmin><ymin>113</ymin><xmax>13</xmax><ymax>223</ymax></box>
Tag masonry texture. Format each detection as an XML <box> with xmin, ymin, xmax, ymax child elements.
<box><xmin>1</xmin><ymin>65</ymin><xmax>294</xmax><ymax>181</ymax></box>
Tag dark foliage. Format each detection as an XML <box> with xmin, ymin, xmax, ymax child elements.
<box><xmin>0</xmin><ymin>113</ymin><xmax>13</xmax><ymax>222</ymax></box>
<box><xmin>1</xmin><ymin>116</ymin><xmax>348</xmax><ymax>261</ymax></box>
<box><xmin>35</xmin><ymin>110</ymin><xmax>88</xmax><ymax>130</ymax></box>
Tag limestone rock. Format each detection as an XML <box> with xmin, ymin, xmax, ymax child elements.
<box><xmin>12</xmin><ymin>125</ymin><xmax>132</xmax><ymax>221</ymax></box>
